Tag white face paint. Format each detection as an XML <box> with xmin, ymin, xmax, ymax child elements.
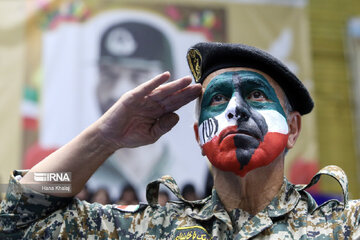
<box><xmin>257</xmin><ymin>109</ymin><xmax>288</xmax><ymax>134</ymax></box>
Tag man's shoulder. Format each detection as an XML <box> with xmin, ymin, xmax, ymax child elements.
<box><xmin>292</xmin><ymin>165</ymin><xmax>360</xmax><ymax>231</ymax></box>
<box><xmin>112</xmin><ymin>174</ymin><xmax>214</xmax><ymax>229</ymax></box>
<box><xmin>313</xmin><ymin>198</ymin><xmax>360</xmax><ymax>217</ymax></box>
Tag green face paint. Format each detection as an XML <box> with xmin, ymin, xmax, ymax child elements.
<box><xmin>236</xmin><ymin>71</ymin><xmax>286</xmax><ymax>117</ymax></box>
<box><xmin>199</xmin><ymin>72</ymin><xmax>234</xmax><ymax>125</ymax></box>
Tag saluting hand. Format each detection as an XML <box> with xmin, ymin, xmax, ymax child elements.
<box><xmin>19</xmin><ymin>72</ymin><xmax>201</xmax><ymax>196</ymax></box>
<box><xmin>96</xmin><ymin>72</ymin><xmax>202</xmax><ymax>150</ymax></box>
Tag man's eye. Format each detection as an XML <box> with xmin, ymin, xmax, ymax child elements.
<box><xmin>247</xmin><ymin>90</ymin><xmax>267</xmax><ymax>102</ymax></box>
<box><xmin>210</xmin><ymin>94</ymin><xmax>229</xmax><ymax>106</ymax></box>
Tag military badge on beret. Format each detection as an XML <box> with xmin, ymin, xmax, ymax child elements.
<box><xmin>186</xmin><ymin>48</ymin><xmax>202</xmax><ymax>83</ymax></box>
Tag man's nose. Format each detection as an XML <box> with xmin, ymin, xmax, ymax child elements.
<box><xmin>225</xmin><ymin>94</ymin><xmax>250</xmax><ymax>122</ymax></box>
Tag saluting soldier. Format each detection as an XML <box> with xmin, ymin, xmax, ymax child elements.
<box><xmin>1</xmin><ymin>42</ymin><xmax>360</xmax><ymax>239</ymax></box>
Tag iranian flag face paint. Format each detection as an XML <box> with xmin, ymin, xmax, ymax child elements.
<box><xmin>198</xmin><ymin>70</ymin><xmax>289</xmax><ymax>177</ymax></box>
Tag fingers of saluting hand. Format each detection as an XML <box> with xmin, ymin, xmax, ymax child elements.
<box><xmin>148</xmin><ymin>75</ymin><xmax>193</xmax><ymax>102</ymax></box>
<box><xmin>151</xmin><ymin>112</ymin><xmax>180</xmax><ymax>137</ymax></box>
<box><xmin>149</xmin><ymin>82</ymin><xmax>201</xmax><ymax>138</ymax></box>
<box><xmin>132</xmin><ymin>71</ymin><xmax>171</xmax><ymax>98</ymax></box>
<box><xmin>130</xmin><ymin>71</ymin><xmax>202</xmax><ymax>113</ymax></box>
<box><xmin>160</xmin><ymin>84</ymin><xmax>202</xmax><ymax>113</ymax></box>
<box><xmin>132</xmin><ymin>72</ymin><xmax>200</xmax><ymax>102</ymax></box>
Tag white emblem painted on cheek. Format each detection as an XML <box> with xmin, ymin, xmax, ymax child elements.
<box><xmin>198</xmin><ymin>96</ymin><xmax>238</xmax><ymax>146</ymax></box>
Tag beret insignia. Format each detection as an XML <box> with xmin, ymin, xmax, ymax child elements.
<box><xmin>187</xmin><ymin>48</ymin><xmax>202</xmax><ymax>83</ymax></box>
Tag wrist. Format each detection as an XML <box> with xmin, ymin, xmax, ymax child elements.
<box><xmin>89</xmin><ymin>121</ymin><xmax>122</xmax><ymax>155</ymax></box>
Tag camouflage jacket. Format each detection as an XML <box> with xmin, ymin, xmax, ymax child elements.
<box><xmin>1</xmin><ymin>165</ymin><xmax>360</xmax><ymax>239</ymax></box>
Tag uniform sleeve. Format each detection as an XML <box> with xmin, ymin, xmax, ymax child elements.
<box><xmin>0</xmin><ymin>171</ymin><xmax>121</xmax><ymax>239</ymax></box>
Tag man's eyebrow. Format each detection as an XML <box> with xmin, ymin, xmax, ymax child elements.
<box><xmin>240</xmin><ymin>76</ymin><xmax>271</xmax><ymax>90</ymax></box>
<box><xmin>206</xmin><ymin>75</ymin><xmax>232</xmax><ymax>91</ymax></box>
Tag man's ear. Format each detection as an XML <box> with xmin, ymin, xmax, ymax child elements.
<box><xmin>193</xmin><ymin>122</ymin><xmax>205</xmax><ymax>156</ymax></box>
<box><xmin>287</xmin><ymin>111</ymin><xmax>301</xmax><ymax>149</ymax></box>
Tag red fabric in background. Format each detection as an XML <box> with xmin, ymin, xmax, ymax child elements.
<box><xmin>23</xmin><ymin>142</ymin><xmax>58</xmax><ymax>169</ymax></box>
<box><xmin>289</xmin><ymin>157</ymin><xmax>319</xmax><ymax>193</ymax></box>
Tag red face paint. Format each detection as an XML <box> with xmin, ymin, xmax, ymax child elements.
<box><xmin>237</xmin><ymin>132</ymin><xmax>289</xmax><ymax>176</ymax></box>
<box><xmin>202</xmin><ymin>126</ymin><xmax>241</xmax><ymax>172</ymax></box>
<box><xmin>202</xmin><ymin>125</ymin><xmax>289</xmax><ymax>176</ymax></box>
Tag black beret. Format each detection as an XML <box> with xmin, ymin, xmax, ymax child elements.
<box><xmin>186</xmin><ymin>42</ymin><xmax>314</xmax><ymax>115</ymax></box>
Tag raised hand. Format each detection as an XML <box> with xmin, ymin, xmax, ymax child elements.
<box><xmin>96</xmin><ymin>72</ymin><xmax>202</xmax><ymax>150</ymax></box>
<box><xmin>19</xmin><ymin>72</ymin><xmax>201</xmax><ymax>196</ymax></box>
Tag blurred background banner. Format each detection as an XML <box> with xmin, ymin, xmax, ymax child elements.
<box><xmin>1</xmin><ymin>0</ymin><xmax>320</xmax><ymax>201</ymax></box>
<box><xmin>0</xmin><ymin>1</ymin><xmax>26</xmax><ymax>190</ymax></box>
<box><xmin>348</xmin><ymin>18</ymin><xmax>360</xmax><ymax>168</ymax></box>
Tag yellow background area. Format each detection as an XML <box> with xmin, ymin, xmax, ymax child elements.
<box><xmin>0</xmin><ymin>1</ymin><xmax>25</xmax><ymax>186</ymax></box>
<box><xmin>309</xmin><ymin>0</ymin><xmax>360</xmax><ymax>198</ymax></box>
<box><xmin>224</xmin><ymin>3</ymin><xmax>317</xmax><ymax>183</ymax></box>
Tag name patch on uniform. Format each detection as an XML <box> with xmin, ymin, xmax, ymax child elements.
<box><xmin>174</xmin><ymin>226</ymin><xmax>211</xmax><ymax>240</ymax></box>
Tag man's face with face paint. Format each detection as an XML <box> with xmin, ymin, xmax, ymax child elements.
<box><xmin>197</xmin><ymin>68</ymin><xmax>289</xmax><ymax>177</ymax></box>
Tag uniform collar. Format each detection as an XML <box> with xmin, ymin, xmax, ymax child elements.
<box><xmin>265</xmin><ymin>177</ymin><xmax>301</xmax><ymax>218</ymax></box>
<box><xmin>146</xmin><ymin>175</ymin><xmax>233</xmax><ymax>228</ymax></box>
<box><xmin>193</xmin><ymin>178</ymin><xmax>301</xmax><ymax>220</ymax></box>
<box><xmin>188</xmin><ymin>178</ymin><xmax>302</xmax><ymax>233</ymax></box>
<box><xmin>190</xmin><ymin>188</ymin><xmax>232</xmax><ymax>228</ymax></box>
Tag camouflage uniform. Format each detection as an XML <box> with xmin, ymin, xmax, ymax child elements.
<box><xmin>1</xmin><ymin>165</ymin><xmax>360</xmax><ymax>239</ymax></box>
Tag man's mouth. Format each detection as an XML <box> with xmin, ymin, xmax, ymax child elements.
<box><xmin>219</xmin><ymin>127</ymin><xmax>262</xmax><ymax>143</ymax></box>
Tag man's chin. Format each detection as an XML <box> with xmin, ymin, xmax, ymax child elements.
<box><xmin>209</xmin><ymin>157</ymin><xmax>265</xmax><ymax>177</ymax></box>
<box><xmin>204</xmin><ymin>143</ymin><xmax>256</xmax><ymax>174</ymax></box>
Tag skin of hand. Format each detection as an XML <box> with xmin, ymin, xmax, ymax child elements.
<box><xmin>20</xmin><ymin>72</ymin><xmax>202</xmax><ymax>197</ymax></box>
<box><xmin>97</xmin><ymin>71</ymin><xmax>202</xmax><ymax>149</ymax></box>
